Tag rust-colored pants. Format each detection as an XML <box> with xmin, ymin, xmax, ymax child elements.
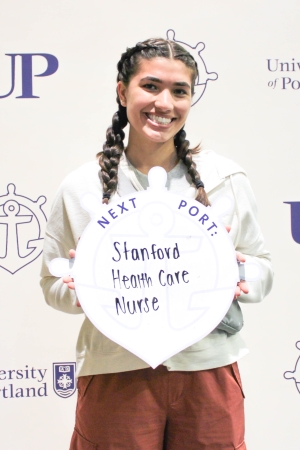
<box><xmin>70</xmin><ymin>364</ymin><xmax>246</xmax><ymax>450</ymax></box>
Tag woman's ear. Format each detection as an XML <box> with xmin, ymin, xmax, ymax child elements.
<box><xmin>117</xmin><ymin>81</ymin><xmax>127</xmax><ymax>107</ymax></box>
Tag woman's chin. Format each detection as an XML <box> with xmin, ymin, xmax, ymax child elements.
<box><xmin>140</xmin><ymin>127</ymin><xmax>177</xmax><ymax>145</ymax></box>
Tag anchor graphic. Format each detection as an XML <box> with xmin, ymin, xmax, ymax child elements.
<box><xmin>0</xmin><ymin>183</ymin><xmax>47</xmax><ymax>274</ymax></box>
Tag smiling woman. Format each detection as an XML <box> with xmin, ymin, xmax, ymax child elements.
<box><xmin>40</xmin><ymin>37</ymin><xmax>273</xmax><ymax>450</ymax></box>
<box><xmin>118</xmin><ymin>58</ymin><xmax>193</xmax><ymax>154</ymax></box>
<box><xmin>98</xmin><ymin>38</ymin><xmax>210</xmax><ymax>208</ymax></box>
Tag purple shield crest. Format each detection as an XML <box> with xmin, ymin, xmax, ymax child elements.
<box><xmin>53</xmin><ymin>362</ymin><xmax>76</xmax><ymax>398</ymax></box>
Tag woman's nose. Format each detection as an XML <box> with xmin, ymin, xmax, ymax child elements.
<box><xmin>154</xmin><ymin>89</ymin><xmax>173</xmax><ymax>112</ymax></box>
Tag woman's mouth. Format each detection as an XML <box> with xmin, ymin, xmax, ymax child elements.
<box><xmin>145</xmin><ymin>114</ymin><xmax>175</xmax><ymax>125</ymax></box>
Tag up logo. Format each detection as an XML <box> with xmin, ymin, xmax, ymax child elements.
<box><xmin>285</xmin><ymin>202</ymin><xmax>300</xmax><ymax>243</ymax></box>
<box><xmin>166</xmin><ymin>29</ymin><xmax>218</xmax><ymax>106</ymax></box>
<box><xmin>0</xmin><ymin>53</ymin><xmax>59</xmax><ymax>99</ymax></box>
<box><xmin>284</xmin><ymin>342</ymin><xmax>300</xmax><ymax>394</ymax></box>
<box><xmin>0</xmin><ymin>184</ymin><xmax>47</xmax><ymax>274</ymax></box>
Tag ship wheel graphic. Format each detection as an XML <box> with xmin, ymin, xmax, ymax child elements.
<box><xmin>166</xmin><ymin>29</ymin><xmax>218</xmax><ymax>106</ymax></box>
<box><xmin>0</xmin><ymin>184</ymin><xmax>47</xmax><ymax>274</ymax></box>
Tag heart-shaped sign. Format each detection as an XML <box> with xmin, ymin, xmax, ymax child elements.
<box><xmin>50</xmin><ymin>167</ymin><xmax>252</xmax><ymax>368</ymax></box>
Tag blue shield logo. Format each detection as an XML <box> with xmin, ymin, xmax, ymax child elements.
<box><xmin>53</xmin><ymin>362</ymin><xmax>76</xmax><ymax>398</ymax></box>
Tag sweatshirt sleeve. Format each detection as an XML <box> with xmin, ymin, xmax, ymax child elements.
<box><xmin>40</xmin><ymin>183</ymin><xmax>85</xmax><ymax>315</ymax></box>
<box><xmin>229</xmin><ymin>172</ymin><xmax>273</xmax><ymax>303</ymax></box>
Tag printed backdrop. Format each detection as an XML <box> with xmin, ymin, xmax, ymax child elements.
<box><xmin>1</xmin><ymin>1</ymin><xmax>300</xmax><ymax>448</ymax></box>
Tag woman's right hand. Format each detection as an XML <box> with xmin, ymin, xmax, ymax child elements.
<box><xmin>62</xmin><ymin>249</ymin><xmax>81</xmax><ymax>307</ymax></box>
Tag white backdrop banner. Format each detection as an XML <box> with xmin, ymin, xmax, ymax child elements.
<box><xmin>1</xmin><ymin>1</ymin><xmax>300</xmax><ymax>449</ymax></box>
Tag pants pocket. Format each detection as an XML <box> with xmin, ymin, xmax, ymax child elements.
<box><xmin>77</xmin><ymin>375</ymin><xmax>94</xmax><ymax>397</ymax></box>
<box><xmin>69</xmin><ymin>428</ymin><xmax>98</xmax><ymax>450</ymax></box>
<box><xmin>235</xmin><ymin>440</ymin><xmax>247</xmax><ymax>450</ymax></box>
<box><xmin>230</xmin><ymin>362</ymin><xmax>245</xmax><ymax>398</ymax></box>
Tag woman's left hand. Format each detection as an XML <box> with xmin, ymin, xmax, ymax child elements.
<box><xmin>225</xmin><ymin>226</ymin><xmax>249</xmax><ymax>300</ymax></box>
<box><xmin>234</xmin><ymin>251</ymin><xmax>249</xmax><ymax>300</ymax></box>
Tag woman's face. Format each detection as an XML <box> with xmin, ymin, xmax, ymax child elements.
<box><xmin>118</xmin><ymin>57</ymin><xmax>193</xmax><ymax>146</ymax></box>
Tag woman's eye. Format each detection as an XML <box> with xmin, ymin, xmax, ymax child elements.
<box><xmin>174</xmin><ymin>88</ymin><xmax>188</xmax><ymax>96</ymax></box>
<box><xmin>143</xmin><ymin>83</ymin><xmax>157</xmax><ymax>91</ymax></box>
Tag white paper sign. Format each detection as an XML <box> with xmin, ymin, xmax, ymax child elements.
<box><xmin>50</xmin><ymin>167</ymin><xmax>241</xmax><ymax>368</ymax></box>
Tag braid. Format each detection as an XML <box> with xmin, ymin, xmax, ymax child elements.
<box><xmin>97</xmin><ymin>41</ymin><xmax>168</xmax><ymax>204</ymax></box>
<box><xmin>97</xmin><ymin>102</ymin><xmax>128</xmax><ymax>204</ymax></box>
<box><xmin>175</xmin><ymin>128</ymin><xmax>210</xmax><ymax>207</ymax></box>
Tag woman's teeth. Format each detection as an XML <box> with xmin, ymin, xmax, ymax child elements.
<box><xmin>147</xmin><ymin>114</ymin><xmax>172</xmax><ymax>125</ymax></box>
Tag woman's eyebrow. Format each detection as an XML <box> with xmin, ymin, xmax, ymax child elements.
<box><xmin>174</xmin><ymin>81</ymin><xmax>191</xmax><ymax>88</ymax></box>
<box><xmin>140</xmin><ymin>76</ymin><xmax>163</xmax><ymax>83</ymax></box>
<box><xmin>140</xmin><ymin>76</ymin><xmax>191</xmax><ymax>89</ymax></box>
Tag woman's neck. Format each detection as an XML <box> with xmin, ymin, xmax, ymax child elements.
<box><xmin>125</xmin><ymin>135</ymin><xmax>179</xmax><ymax>175</ymax></box>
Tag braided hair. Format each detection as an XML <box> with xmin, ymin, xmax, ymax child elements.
<box><xmin>97</xmin><ymin>38</ymin><xmax>210</xmax><ymax>207</ymax></box>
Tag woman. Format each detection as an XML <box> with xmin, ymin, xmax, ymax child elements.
<box><xmin>41</xmin><ymin>38</ymin><xmax>273</xmax><ymax>449</ymax></box>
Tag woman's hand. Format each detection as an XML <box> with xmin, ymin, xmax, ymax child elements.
<box><xmin>62</xmin><ymin>249</ymin><xmax>76</xmax><ymax>289</ymax></box>
<box><xmin>225</xmin><ymin>225</ymin><xmax>249</xmax><ymax>300</ymax></box>
<box><xmin>62</xmin><ymin>249</ymin><xmax>81</xmax><ymax>307</ymax></box>
<box><xmin>234</xmin><ymin>251</ymin><xmax>249</xmax><ymax>300</ymax></box>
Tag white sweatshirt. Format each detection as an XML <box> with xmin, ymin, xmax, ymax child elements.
<box><xmin>40</xmin><ymin>150</ymin><xmax>273</xmax><ymax>376</ymax></box>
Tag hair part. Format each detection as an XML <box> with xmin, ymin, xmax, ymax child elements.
<box><xmin>97</xmin><ymin>38</ymin><xmax>210</xmax><ymax>207</ymax></box>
